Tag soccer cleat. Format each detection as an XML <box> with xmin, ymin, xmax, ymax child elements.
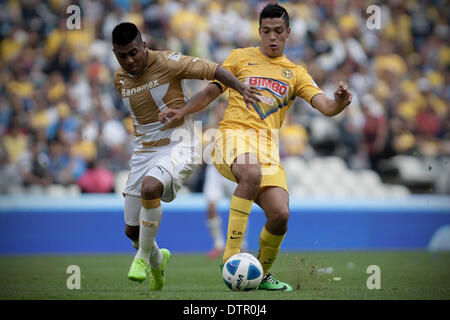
<box><xmin>128</xmin><ymin>258</ymin><xmax>149</xmax><ymax>283</ymax></box>
<box><xmin>257</xmin><ymin>273</ymin><xmax>293</xmax><ymax>291</ymax></box>
<box><xmin>149</xmin><ymin>248</ymin><xmax>171</xmax><ymax>291</ymax></box>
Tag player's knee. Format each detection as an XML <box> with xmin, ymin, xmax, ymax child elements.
<box><xmin>271</xmin><ymin>207</ymin><xmax>290</xmax><ymax>233</ymax></box>
<box><xmin>125</xmin><ymin>225</ymin><xmax>139</xmax><ymax>241</ymax></box>
<box><xmin>141</xmin><ymin>176</ymin><xmax>163</xmax><ymax>200</ymax></box>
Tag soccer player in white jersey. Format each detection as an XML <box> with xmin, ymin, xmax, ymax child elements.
<box><xmin>111</xmin><ymin>22</ymin><xmax>258</xmax><ymax>291</ymax></box>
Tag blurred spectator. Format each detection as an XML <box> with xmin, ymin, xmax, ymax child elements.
<box><xmin>77</xmin><ymin>159</ymin><xmax>115</xmax><ymax>193</ymax></box>
<box><xmin>2</xmin><ymin>114</ymin><xmax>28</xmax><ymax>164</ymax></box>
<box><xmin>44</xmin><ymin>43</ymin><xmax>80</xmax><ymax>82</ymax></box>
<box><xmin>71</xmin><ymin>128</ymin><xmax>97</xmax><ymax>163</ymax></box>
<box><xmin>280</xmin><ymin>112</ymin><xmax>310</xmax><ymax>159</ymax></box>
<box><xmin>18</xmin><ymin>137</ymin><xmax>52</xmax><ymax>187</ymax></box>
<box><xmin>170</xmin><ymin>0</ymin><xmax>207</xmax><ymax>54</ymax></box>
<box><xmin>0</xmin><ymin>142</ymin><xmax>22</xmax><ymax>193</ymax></box>
<box><xmin>415</xmin><ymin>102</ymin><xmax>443</xmax><ymax>139</ymax></box>
<box><xmin>361</xmin><ymin>94</ymin><xmax>393</xmax><ymax>172</ymax></box>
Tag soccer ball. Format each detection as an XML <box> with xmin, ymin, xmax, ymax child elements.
<box><xmin>222</xmin><ymin>253</ymin><xmax>263</xmax><ymax>291</ymax></box>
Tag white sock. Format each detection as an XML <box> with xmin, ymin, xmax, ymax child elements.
<box><xmin>132</xmin><ymin>238</ymin><xmax>162</xmax><ymax>267</ymax></box>
<box><xmin>207</xmin><ymin>215</ymin><xmax>225</xmax><ymax>250</ymax></box>
<box><xmin>135</xmin><ymin>206</ymin><xmax>162</xmax><ymax>264</ymax></box>
<box><xmin>150</xmin><ymin>240</ymin><xmax>163</xmax><ymax>269</ymax></box>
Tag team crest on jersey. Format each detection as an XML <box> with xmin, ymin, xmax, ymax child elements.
<box><xmin>282</xmin><ymin>69</ymin><xmax>293</xmax><ymax>80</ymax></box>
<box><xmin>246</xmin><ymin>77</ymin><xmax>289</xmax><ymax>98</ymax></box>
<box><xmin>168</xmin><ymin>52</ymin><xmax>182</xmax><ymax>62</ymax></box>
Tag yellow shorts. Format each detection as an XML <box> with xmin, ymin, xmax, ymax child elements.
<box><xmin>212</xmin><ymin>128</ymin><xmax>288</xmax><ymax>192</ymax></box>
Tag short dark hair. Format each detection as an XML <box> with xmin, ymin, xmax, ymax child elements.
<box><xmin>259</xmin><ymin>3</ymin><xmax>289</xmax><ymax>28</ymax></box>
<box><xmin>112</xmin><ymin>22</ymin><xmax>142</xmax><ymax>46</ymax></box>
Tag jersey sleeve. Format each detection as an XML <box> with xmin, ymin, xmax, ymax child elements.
<box><xmin>166</xmin><ymin>52</ymin><xmax>218</xmax><ymax>81</ymax></box>
<box><xmin>210</xmin><ymin>49</ymin><xmax>241</xmax><ymax>92</ymax></box>
<box><xmin>113</xmin><ymin>71</ymin><xmax>121</xmax><ymax>96</ymax></box>
<box><xmin>295</xmin><ymin>67</ymin><xmax>324</xmax><ymax>104</ymax></box>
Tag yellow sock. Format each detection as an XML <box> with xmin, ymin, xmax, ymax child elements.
<box><xmin>258</xmin><ymin>227</ymin><xmax>286</xmax><ymax>275</ymax></box>
<box><xmin>222</xmin><ymin>195</ymin><xmax>253</xmax><ymax>264</ymax></box>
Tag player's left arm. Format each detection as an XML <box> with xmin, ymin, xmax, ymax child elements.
<box><xmin>168</xmin><ymin>52</ymin><xmax>258</xmax><ymax>108</ymax></box>
<box><xmin>311</xmin><ymin>81</ymin><xmax>353</xmax><ymax>117</ymax></box>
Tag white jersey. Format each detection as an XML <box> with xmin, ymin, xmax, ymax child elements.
<box><xmin>113</xmin><ymin>49</ymin><xmax>218</xmax><ymax>153</ymax></box>
<box><xmin>113</xmin><ymin>49</ymin><xmax>219</xmax><ymax>201</ymax></box>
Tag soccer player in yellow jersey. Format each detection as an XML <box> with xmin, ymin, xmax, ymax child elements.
<box><xmin>160</xmin><ymin>3</ymin><xmax>352</xmax><ymax>291</ymax></box>
<box><xmin>111</xmin><ymin>22</ymin><xmax>258</xmax><ymax>291</ymax></box>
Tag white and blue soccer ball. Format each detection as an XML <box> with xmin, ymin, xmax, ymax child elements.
<box><xmin>222</xmin><ymin>253</ymin><xmax>263</xmax><ymax>291</ymax></box>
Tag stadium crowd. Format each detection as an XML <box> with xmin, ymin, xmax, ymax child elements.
<box><xmin>0</xmin><ymin>0</ymin><xmax>448</xmax><ymax>194</ymax></box>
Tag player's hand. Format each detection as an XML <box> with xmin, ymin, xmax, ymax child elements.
<box><xmin>242</xmin><ymin>85</ymin><xmax>260</xmax><ymax>109</ymax></box>
<box><xmin>159</xmin><ymin>108</ymin><xmax>184</xmax><ymax>125</ymax></box>
<box><xmin>334</xmin><ymin>81</ymin><xmax>352</xmax><ymax>108</ymax></box>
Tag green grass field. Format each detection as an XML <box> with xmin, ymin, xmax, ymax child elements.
<box><xmin>0</xmin><ymin>251</ymin><xmax>449</xmax><ymax>300</ymax></box>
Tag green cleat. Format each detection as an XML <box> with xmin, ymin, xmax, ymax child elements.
<box><xmin>149</xmin><ymin>248</ymin><xmax>171</xmax><ymax>291</ymax></box>
<box><xmin>128</xmin><ymin>258</ymin><xmax>149</xmax><ymax>283</ymax></box>
<box><xmin>258</xmin><ymin>273</ymin><xmax>293</xmax><ymax>291</ymax></box>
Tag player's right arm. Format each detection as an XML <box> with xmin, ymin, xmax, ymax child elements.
<box><xmin>213</xmin><ymin>66</ymin><xmax>259</xmax><ymax>108</ymax></box>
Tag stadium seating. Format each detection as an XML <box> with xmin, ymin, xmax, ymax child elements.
<box><xmin>5</xmin><ymin>184</ymin><xmax>81</xmax><ymax>196</ymax></box>
<box><xmin>283</xmin><ymin>156</ymin><xmax>410</xmax><ymax>198</ymax></box>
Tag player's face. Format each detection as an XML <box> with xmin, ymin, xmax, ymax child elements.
<box><xmin>113</xmin><ymin>39</ymin><xmax>147</xmax><ymax>76</ymax></box>
<box><xmin>259</xmin><ymin>18</ymin><xmax>290</xmax><ymax>58</ymax></box>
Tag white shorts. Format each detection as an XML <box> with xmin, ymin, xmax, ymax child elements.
<box><xmin>203</xmin><ymin>164</ymin><xmax>237</xmax><ymax>203</ymax></box>
<box><xmin>123</xmin><ymin>142</ymin><xmax>200</xmax><ymax>202</ymax></box>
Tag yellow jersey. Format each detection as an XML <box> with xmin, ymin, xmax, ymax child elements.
<box><xmin>213</xmin><ymin>46</ymin><xmax>323</xmax><ymax>131</ymax></box>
